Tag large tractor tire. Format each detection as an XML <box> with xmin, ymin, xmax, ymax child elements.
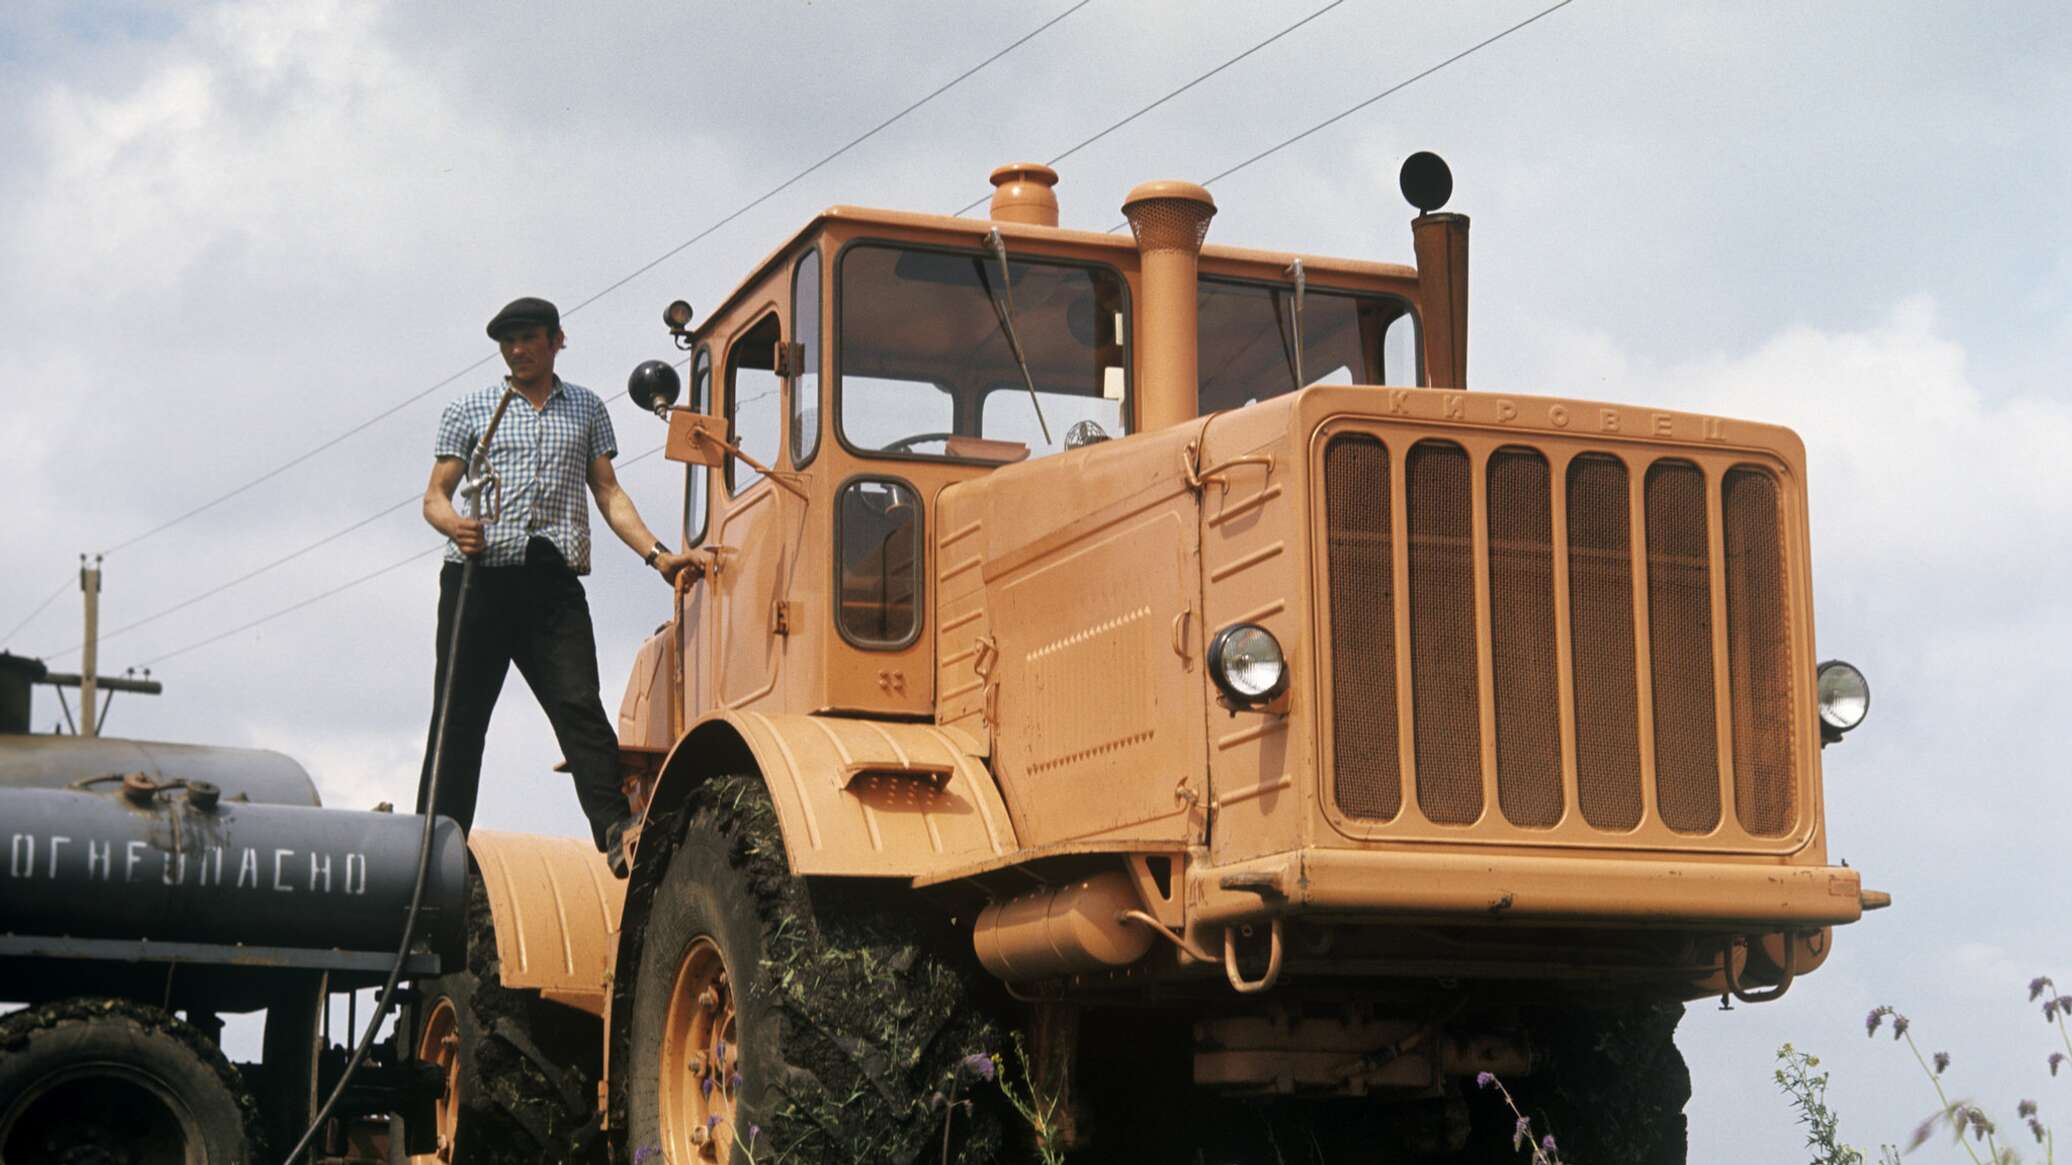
<box><xmin>410</xmin><ymin>873</ymin><xmax>605</xmax><ymax>1164</ymax></box>
<box><xmin>0</xmin><ymin>997</ymin><xmax>262</xmax><ymax>1165</ymax></box>
<box><xmin>625</xmin><ymin>775</ymin><xmax>1006</xmax><ymax>1164</ymax></box>
<box><xmin>1454</xmin><ymin>1001</ymin><xmax>1691</xmax><ymax>1165</ymax></box>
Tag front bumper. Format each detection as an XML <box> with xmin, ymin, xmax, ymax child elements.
<box><xmin>1191</xmin><ymin>847</ymin><xmax>1869</xmax><ymax>932</ymax></box>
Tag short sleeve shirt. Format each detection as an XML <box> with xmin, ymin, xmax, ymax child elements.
<box><xmin>435</xmin><ymin>379</ymin><xmax>617</xmax><ymax>572</ymax></box>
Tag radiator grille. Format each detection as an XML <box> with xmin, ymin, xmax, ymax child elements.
<box><xmin>1407</xmin><ymin>442</ymin><xmax>1483</xmax><ymax>825</ymax></box>
<box><xmin>1323</xmin><ymin>436</ymin><xmax>1402</xmax><ymax>821</ymax></box>
<box><xmin>1488</xmin><ymin>448</ymin><xmax>1562</xmax><ymax>828</ymax></box>
<box><xmin>1322</xmin><ymin>434</ymin><xmax>1802</xmax><ymax>843</ymax></box>
<box><xmin>1723</xmin><ymin>468</ymin><xmax>1796</xmax><ymax>836</ymax></box>
<box><xmin>1567</xmin><ymin>455</ymin><xmax>1644</xmax><ymax>830</ymax></box>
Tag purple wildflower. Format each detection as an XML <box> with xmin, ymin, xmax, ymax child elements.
<box><xmin>634</xmin><ymin>1145</ymin><xmax>659</xmax><ymax>1164</ymax></box>
<box><xmin>1512</xmin><ymin>1116</ymin><xmax>1531</xmax><ymax>1150</ymax></box>
<box><xmin>706</xmin><ymin>1114</ymin><xmax>720</xmax><ymax>1131</ymax></box>
<box><xmin>2053</xmin><ymin>1052</ymin><xmax>2067</xmax><ymax>1077</ymax></box>
<box><xmin>748</xmin><ymin>1124</ymin><xmax>761</xmax><ymax>1148</ymax></box>
<box><xmin>959</xmin><ymin>1052</ymin><xmax>997</xmax><ymax>1083</ymax></box>
<box><xmin>1866</xmin><ymin>1006</ymin><xmax>1890</xmax><ymax>1037</ymax></box>
<box><xmin>1476</xmin><ymin>1070</ymin><xmax>1497</xmax><ymax>1089</ymax></box>
<box><xmin>2049</xmin><ymin>998</ymin><xmax>2062</xmax><ymax>1022</ymax></box>
<box><xmin>2030</xmin><ymin>976</ymin><xmax>2053</xmax><ymax>1002</ymax></box>
<box><xmin>701</xmin><ymin>1074</ymin><xmax>715</xmax><ymax>1098</ymax></box>
<box><xmin>2031</xmin><ymin>1118</ymin><xmax>2049</xmax><ymax>1144</ymax></box>
<box><xmin>730</xmin><ymin>1071</ymin><xmax>744</xmax><ymax>1090</ymax></box>
<box><xmin>1891</xmin><ymin>1013</ymin><xmax>1909</xmax><ymax>1039</ymax></box>
<box><xmin>1541</xmin><ymin>1133</ymin><xmax>1559</xmax><ymax>1154</ymax></box>
<box><xmin>2018</xmin><ymin>1099</ymin><xmax>2038</xmax><ymax>1119</ymax></box>
<box><xmin>1965</xmin><ymin>1107</ymin><xmax>1993</xmax><ymax>1141</ymax></box>
<box><xmin>1933</xmin><ymin>1051</ymin><xmax>1950</xmax><ymax>1074</ymax></box>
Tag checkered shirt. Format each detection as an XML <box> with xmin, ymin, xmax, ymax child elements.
<box><xmin>435</xmin><ymin>378</ymin><xmax>618</xmax><ymax>573</ymax></box>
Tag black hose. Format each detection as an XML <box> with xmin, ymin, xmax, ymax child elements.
<box><xmin>280</xmin><ymin>388</ymin><xmax>515</xmax><ymax>1164</ymax></box>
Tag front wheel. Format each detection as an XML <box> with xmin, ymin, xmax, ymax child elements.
<box><xmin>624</xmin><ymin>776</ymin><xmax>1006</xmax><ymax>1164</ymax></box>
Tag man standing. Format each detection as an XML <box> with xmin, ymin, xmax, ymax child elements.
<box><xmin>417</xmin><ymin>296</ymin><xmax>691</xmax><ymax>875</ymax></box>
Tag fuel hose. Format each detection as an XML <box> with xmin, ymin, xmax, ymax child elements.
<box><xmin>281</xmin><ymin>385</ymin><xmax>519</xmax><ymax>1164</ymax></box>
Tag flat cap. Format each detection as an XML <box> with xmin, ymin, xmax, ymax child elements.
<box><xmin>486</xmin><ymin>296</ymin><xmax>560</xmax><ymax>340</ymax></box>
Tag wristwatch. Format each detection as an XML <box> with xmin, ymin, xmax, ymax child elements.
<box><xmin>644</xmin><ymin>541</ymin><xmax>669</xmax><ymax>567</ymax></box>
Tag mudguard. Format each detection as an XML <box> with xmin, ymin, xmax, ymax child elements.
<box><xmin>467</xmin><ymin>830</ymin><xmax>625</xmax><ymax>1018</ymax></box>
<box><xmin>642</xmin><ymin>710</ymin><xmax>1018</xmax><ymax>879</ymax></box>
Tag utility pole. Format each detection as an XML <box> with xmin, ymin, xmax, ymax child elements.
<box><xmin>79</xmin><ymin>554</ymin><xmax>101</xmax><ymax>737</ymax></box>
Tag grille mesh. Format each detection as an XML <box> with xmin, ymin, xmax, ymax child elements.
<box><xmin>1324</xmin><ymin>436</ymin><xmax>1402</xmax><ymax>821</ymax></box>
<box><xmin>1566</xmin><ymin>455</ymin><xmax>1644</xmax><ymax>830</ymax></box>
<box><xmin>1645</xmin><ymin>461</ymin><xmax>1723</xmax><ymax>833</ymax></box>
<box><xmin>1318</xmin><ymin>433</ymin><xmax>1801</xmax><ymax>842</ymax></box>
<box><xmin>1488</xmin><ymin>448</ymin><xmax>1563</xmax><ymax>827</ymax></box>
<box><xmin>1407</xmin><ymin>442</ymin><xmax>1484</xmax><ymax>825</ymax></box>
<box><xmin>1723</xmin><ymin>468</ymin><xmax>1796</xmax><ymax>836</ymax></box>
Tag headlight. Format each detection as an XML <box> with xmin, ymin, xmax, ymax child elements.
<box><xmin>1208</xmin><ymin>624</ymin><xmax>1288</xmax><ymax>706</ymax></box>
<box><xmin>1816</xmin><ymin>659</ymin><xmax>1870</xmax><ymax>735</ymax></box>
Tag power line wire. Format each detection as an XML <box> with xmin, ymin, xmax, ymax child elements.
<box><xmin>137</xmin><ymin>443</ymin><xmax>669</xmax><ymax>668</ymax></box>
<box><xmin>49</xmin><ymin>494</ymin><xmax>420</xmax><ymax>659</ymax></box>
<box><xmin>4</xmin><ymin>576</ymin><xmax>74</xmax><ymax>647</ymax></box>
<box><xmin>92</xmin><ymin>0</ymin><xmax>1094</xmax><ymax>560</ymax></box>
<box><xmin>1197</xmin><ymin>0</ymin><xmax>1578</xmax><ymax>190</ymax></box>
<box><xmin>53</xmin><ymin>368</ymin><xmax>677</xmax><ymax>661</ymax></box>
<box><xmin>951</xmin><ymin>0</ymin><xmax>1348</xmax><ymax>216</ymax></box>
<box><xmin>120</xmin><ymin>2</ymin><xmax>1580</xmax><ymax>669</ymax></box>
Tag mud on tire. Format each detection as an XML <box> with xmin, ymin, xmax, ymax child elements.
<box><xmin>1458</xmin><ymin>1001</ymin><xmax>1691</xmax><ymax>1165</ymax></box>
<box><xmin>412</xmin><ymin>871</ymin><xmax>605</xmax><ymax>1163</ymax></box>
<box><xmin>0</xmin><ymin>997</ymin><xmax>263</xmax><ymax>1165</ymax></box>
<box><xmin>625</xmin><ymin>775</ymin><xmax>1006</xmax><ymax>1164</ymax></box>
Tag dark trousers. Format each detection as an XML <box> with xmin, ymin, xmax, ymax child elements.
<box><xmin>416</xmin><ymin>538</ymin><xmax>625</xmax><ymax>850</ymax></box>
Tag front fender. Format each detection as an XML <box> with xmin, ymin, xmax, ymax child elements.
<box><xmin>604</xmin><ymin>711</ymin><xmax>1019</xmax><ymax>1136</ymax></box>
<box><xmin>637</xmin><ymin>710</ymin><xmax>1017</xmax><ymax>879</ymax></box>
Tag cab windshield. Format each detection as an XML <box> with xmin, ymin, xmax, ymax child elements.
<box><xmin>838</xmin><ymin>243</ymin><xmax>1128</xmax><ymax>462</ymax></box>
<box><xmin>1197</xmin><ymin>278</ymin><xmax>1418</xmax><ymax>414</ymax></box>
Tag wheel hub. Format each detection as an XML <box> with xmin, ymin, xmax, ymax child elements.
<box><xmin>660</xmin><ymin>936</ymin><xmax>743</xmax><ymax>1161</ymax></box>
<box><xmin>410</xmin><ymin>996</ymin><xmax>462</xmax><ymax>1164</ymax></box>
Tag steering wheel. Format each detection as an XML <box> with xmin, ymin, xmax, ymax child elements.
<box><xmin>879</xmin><ymin>431</ymin><xmax>958</xmax><ymax>453</ymax></box>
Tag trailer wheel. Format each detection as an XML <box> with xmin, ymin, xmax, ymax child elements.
<box><xmin>410</xmin><ymin>872</ymin><xmax>605</xmax><ymax>1164</ymax></box>
<box><xmin>625</xmin><ymin>775</ymin><xmax>1005</xmax><ymax>1164</ymax></box>
<box><xmin>0</xmin><ymin>997</ymin><xmax>261</xmax><ymax>1165</ymax></box>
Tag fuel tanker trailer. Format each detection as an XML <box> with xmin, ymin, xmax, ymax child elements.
<box><xmin>0</xmin><ymin>651</ymin><xmax>471</xmax><ymax>1162</ymax></box>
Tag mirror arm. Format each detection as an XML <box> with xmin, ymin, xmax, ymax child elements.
<box><xmin>689</xmin><ymin>428</ymin><xmax>809</xmax><ymax>499</ymax></box>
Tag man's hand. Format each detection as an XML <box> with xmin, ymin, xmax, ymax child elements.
<box><xmin>653</xmin><ymin>550</ymin><xmax>699</xmax><ymax>585</ymax></box>
<box><xmin>451</xmin><ymin>517</ymin><xmax>487</xmax><ymax>556</ymax></box>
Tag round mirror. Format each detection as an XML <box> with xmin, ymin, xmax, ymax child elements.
<box><xmin>628</xmin><ymin>359</ymin><xmax>683</xmax><ymax>418</ymax></box>
<box><xmin>1399</xmin><ymin>151</ymin><xmax>1453</xmax><ymax>214</ymax></box>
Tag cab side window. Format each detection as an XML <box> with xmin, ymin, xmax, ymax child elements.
<box><xmin>683</xmin><ymin>345</ymin><xmax>712</xmax><ymax>545</ymax></box>
<box><xmin>791</xmin><ymin>250</ymin><xmax>821</xmax><ymax>465</ymax></box>
<box><xmin>727</xmin><ymin>314</ymin><xmax>783</xmax><ymax>494</ymax></box>
<box><xmin>836</xmin><ymin>478</ymin><xmax>921</xmax><ymax>648</ymax></box>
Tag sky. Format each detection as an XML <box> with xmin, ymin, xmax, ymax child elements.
<box><xmin>4</xmin><ymin>1</ymin><xmax>2070</xmax><ymax>1159</ymax></box>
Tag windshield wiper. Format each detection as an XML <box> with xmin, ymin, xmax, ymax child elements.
<box><xmin>977</xmin><ymin>228</ymin><xmax>1052</xmax><ymax>445</ymax></box>
<box><xmin>1272</xmin><ymin>258</ymin><xmax>1307</xmax><ymax>394</ymax></box>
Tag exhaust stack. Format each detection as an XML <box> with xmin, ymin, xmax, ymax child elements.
<box><xmin>1122</xmin><ymin>180</ymin><xmax>1215</xmax><ymax>433</ymax></box>
<box><xmin>989</xmin><ymin>163</ymin><xmax>1060</xmax><ymax>227</ymax></box>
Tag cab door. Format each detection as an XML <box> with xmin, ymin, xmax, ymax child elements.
<box><xmin>711</xmin><ymin>310</ymin><xmax>792</xmax><ymax>709</ymax></box>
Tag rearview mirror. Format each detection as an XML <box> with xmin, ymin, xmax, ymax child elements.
<box><xmin>627</xmin><ymin>360</ymin><xmax>682</xmax><ymax>418</ymax></box>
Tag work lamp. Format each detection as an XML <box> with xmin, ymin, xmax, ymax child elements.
<box><xmin>1207</xmin><ymin>624</ymin><xmax>1288</xmax><ymax>707</ymax></box>
<box><xmin>1816</xmin><ymin>659</ymin><xmax>1870</xmax><ymax>738</ymax></box>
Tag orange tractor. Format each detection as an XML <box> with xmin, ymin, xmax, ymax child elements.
<box><xmin>428</xmin><ymin>154</ymin><xmax>1884</xmax><ymax>1163</ymax></box>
